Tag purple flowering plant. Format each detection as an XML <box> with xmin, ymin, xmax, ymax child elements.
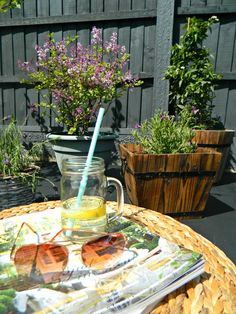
<box><xmin>132</xmin><ymin>110</ymin><xmax>197</xmax><ymax>154</ymax></box>
<box><xmin>19</xmin><ymin>27</ymin><xmax>142</xmax><ymax>135</ymax></box>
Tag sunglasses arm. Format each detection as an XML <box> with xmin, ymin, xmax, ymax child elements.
<box><xmin>10</xmin><ymin>222</ymin><xmax>40</xmax><ymax>260</ymax></box>
<box><xmin>49</xmin><ymin>228</ymin><xmax>109</xmax><ymax>242</ymax></box>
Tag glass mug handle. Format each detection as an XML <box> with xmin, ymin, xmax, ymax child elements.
<box><xmin>107</xmin><ymin>177</ymin><xmax>124</xmax><ymax>222</ymax></box>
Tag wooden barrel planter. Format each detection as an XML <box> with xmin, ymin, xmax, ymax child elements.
<box><xmin>192</xmin><ymin>129</ymin><xmax>235</xmax><ymax>183</ymax></box>
<box><xmin>119</xmin><ymin>144</ymin><xmax>221</xmax><ymax>219</ymax></box>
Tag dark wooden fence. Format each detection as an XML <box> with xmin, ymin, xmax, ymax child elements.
<box><xmin>0</xmin><ymin>0</ymin><xmax>235</xmax><ymax>169</ymax></box>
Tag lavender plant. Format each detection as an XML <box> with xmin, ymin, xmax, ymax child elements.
<box><xmin>19</xmin><ymin>27</ymin><xmax>142</xmax><ymax>135</ymax></box>
<box><xmin>132</xmin><ymin>110</ymin><xmax>197</xmax><ymax>154</ymax></box>
<box><xmin>0</xmin><ymin>119</ymin><xmax>38</xmax><ymax>178</ymax></box>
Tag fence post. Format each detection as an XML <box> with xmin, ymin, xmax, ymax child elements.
<box><xmin>153</xmin><ymin>0</ymin><xmax>175</xmax><ymax>113</ymax></box>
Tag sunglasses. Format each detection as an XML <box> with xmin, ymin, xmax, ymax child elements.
<box><xmin>10</xmin><ymin>222</ymin><xmax>132</xmax><ymax>284</ymax></box>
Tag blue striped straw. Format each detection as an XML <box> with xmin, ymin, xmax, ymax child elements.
<box><xmin>76</xmin><ymin>107</ymin><xmax>105</xmax><ymax>205</ymax></box>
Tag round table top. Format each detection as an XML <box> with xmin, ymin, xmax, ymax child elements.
<box><xmin>0</xmin><ymin>200</ymin><xmax>236</xmax><ymax>313</ymax></box>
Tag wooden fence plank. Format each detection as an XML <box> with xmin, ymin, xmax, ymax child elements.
<box><xmin>13</xmin><ymin>29</ymin><xmax>25</xmax><ymax>76</ymax></box>
<box><xmin>15</xmin><ymin>87</ymin><xmax>27</xmax><ymax>124</ymax></box>
<box><xmin>222</xmin><ymin>0</ymin><xmax>236</xmax><ymax>4</ymax></box>
<box><xmin>49</xmin><ymin>0</ymin><xmax>62</xmax><ymax>16</ymax></box>
<box><xmin>127</xmin><ymin>87</ymin><xmax>142</xmax><ymax>128</ymax></box>
<box><xmin>77</xmin><ymin>0</ymin><xmax>90</xmax><ymax>13</ymax></box>
<box><xmin>11</xmin><ymin>4</ymin><xmax>23</xmax><ymax>18</ymax></box>
<box><xmin>225</xmin><ymin>82</ymin><xmax>236</xmax><ymax>130</ymax></box>
<box><xmin>1</xmin><ymin>31</ymin><xmax>13</xmax><ymax>76</ymax></box>
<box><xmin>102</xmin><ymin>25</ymin><xmax>119</xmax><ymax>127</ymax></box>
<box><xmin>117</xmin><ymin>24</ymin><xmax>131</xmax><ymax>128</ymax></box>
<box><xmin>132</xmin><ymin>0</ymin><xmax>145</xmax><ymax>10</ymax></box>
<box><xmin>2</xmin><ymin>88</ymin><xmax>14</xmax><ymax>119</ymax></box>
<box><xmin>190</xmin><ymin>0</ymin><xmax>207</xmax><ymax>5</ymax></box>
<box><xmin>119</xmin><ymin>0</ymin><xmax>131</xmax><ymax>10</ymax></box>
<box><xmin>143</xmin><ymin>23</ymin><xmax>155</xmax><ymax>76</ymax></box>
<box><xmin>77</xmin><ymin>27</ymin><xmax>90</xmax><ymax>46</ymax></box>
<box><xmin>25</xmin><ymin>88</ymin><xmax>39</xmax><ymax>127</ymax></box>
<box><xmin>146</xmin><ymin>0</ymin><xmax>157</xmax><ymax>9</ymax></box>
<box><xmin>91</xmin><ymin>0</ymin><xmax>104</xmax><ymax>13</ymax></box>
<box><xmin>63</xmin><ymin>0</ymin><xmax>77</xmax><ymax>15</ymax></box>
<box><xmin>216</xmin><ymin>21</ymin><xmax>236</xmax><ymax>73</ymax></box>
<box><xmin>37</xmin><ymin>0</ymin><xmax>49</xmax><ymax>17</ymax></box>
<box><xmin>129</xmin><ymin>24</ymin><xmax>144</xmax><ymax>76</ymax></box>
<box><xmin>23</xmin><ymin>0</ymin><xmax>37</xmax><ymax>18</ymax></box>
<box><xmin>213</xmin><ymin>84</ymin><xmax>228</xmax><ymax>124</ymax></box>
<box><xmin>207</xmin><ymin>0</ymin><xmax>222</xmax><ymax>5</ymax></box>
<box><xmin>0</xmin><ymin>10</ymin><xmax>157</xmax><ymax>27</ymax></box>
<box><xmin>104</xmin><ymin>0</ymin><xmax>119</xmax><ymax>12</ymax></box>
<box><xmin>177</xmin><ymin>5</ymin><xmax>236</xmax><ymax>14</ymax></box>
<box><xmin>153</xmin><ymin>0</ymin><xmax>175</xmax><ymax>112</ymax></box>
<box><xmin>141</xmin><ymin>85</ymin><xmax>154</xmax><ymax>121</ymax></box>
<box><xmin>0</xmin><ymin>88</ymin><xmax>2</xmax><ymax>120</ymax></box>
<box><xmin>204</xmin><ymin>20</ymin><xmax>220</xmax><ymax>68</ymax></box>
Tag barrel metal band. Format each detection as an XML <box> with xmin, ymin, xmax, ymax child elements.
<box><xmin>122</xmin><ymin>163</ymin><xmax>216</xmax><ymax>180</ymax></box>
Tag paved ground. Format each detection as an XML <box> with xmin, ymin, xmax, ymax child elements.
<box><xmin>35</xmin><ymin>162</ymin><xmax>236</xmax><ymax>264</ymax></box>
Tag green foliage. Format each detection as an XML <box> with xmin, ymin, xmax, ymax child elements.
<box><xmin>164</xmin><ymin>16</ymin><xmax>224</xmax><ymax>130</ymax></box>
<box><xmin>0</xmin><ymin>119</ymin><xmax>42</xmax><ymax>192</ymax></box>
<box><xmin>0</xmin><ymin>294</ymin><xmax>15</xmax><ymax>313</ymax></box>
<box><xmin>132</xmin><ymin>110</ymin><xmax>197</xmax><ymax>154</ymax></box>
<box><xmin>0</xmin><ymin>119</ymin><xmax>31</xmax><ymax>177</ymax></box>
<box><xmin>0</xmin><ymin>0</ymin><xmax>22</xmax><ymax>12</ymax></box>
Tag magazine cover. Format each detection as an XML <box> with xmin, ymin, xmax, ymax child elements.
<box><xmin>0</xmin><ymin>207</ymin><xmax>204</xmax><ymax>314</ymax></box>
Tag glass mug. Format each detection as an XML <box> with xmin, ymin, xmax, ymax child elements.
<box><xmin>60</xmin><ymin>157</ymin><xmax>124</xmax><ymax>239</ymax></box>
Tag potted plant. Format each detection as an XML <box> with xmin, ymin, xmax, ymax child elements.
<box><xmin>164</xmin><ymin>16</ymin><xmax>234</xmax><ymax>183</ymax></box>
<box><xmin>0</xmin><ymin>118</ymin><xmax>40</xmax><ymax>211</ymax></box>
<box><xmin>19</xmin><ymin>27</ymin><xmax>142</xmax><ymax>171</ymax></box>
<box><xmin>119</xmin><ymin>110</ymin><xmax>221</xmax><ymax>219</ymax></box>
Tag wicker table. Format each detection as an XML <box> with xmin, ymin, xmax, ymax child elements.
<box><xmin>0</xmin><ymin>201</ymin><xmax>236</xmax><ymax>313</ymax></box>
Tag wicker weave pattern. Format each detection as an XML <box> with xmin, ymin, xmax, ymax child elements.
<box><xmin>0</xmin><ymin>201</ymin><xmax>235</xmax><ymax>314</ymax></box>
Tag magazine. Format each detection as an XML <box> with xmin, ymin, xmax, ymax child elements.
<box><xmin>0</xmin><ymin>207</ymin><xmax>204</xmax><ymax>314</ymax></box>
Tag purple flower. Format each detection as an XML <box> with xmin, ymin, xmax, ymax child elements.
<box><xmin>134</xmin><ymin>123</ymin><xmax>141</xmax><ymax>129</ymax></box>
<box><xmin>30</xmin><ymin>104</ymin><xmax>38</xmax><ymax>113</ymax></box>
<box><xmin>160</xmin><ymin>113</ymin><xmax>166</xmax><ymax>121</ymax></box>
<box><xmin>3</xmin><ymin>159</ymin><xmax>10</xmax><ymax>166</ymax></box>
<box><xmin>191</xmin><ymin>106</ymin><xmax>199</xmax><ymax>115</ymax></box>
<box><xmin>91</xmin><ymin>26</ymin><xmax>102</xmax><ymax>45</ymax></box>
<box><xmin>2</xmin><ymin>115</ymin><xmax>11</xmax><ymax>121</ymax></box>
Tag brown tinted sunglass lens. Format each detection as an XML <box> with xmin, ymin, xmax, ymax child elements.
<box><xmin>14</xmin><ymin>243</ymin><xmax>68</xmax><ymax>283</ymax></box>
<box><xmin>81</xmin><ymin>233</ymin><xmax>126</xmax><ymax>270</ymax></box>
<box><xmin>14</xmin><ymin>244</ymin><xmax>38</xmax><ymax>275</ymax></box>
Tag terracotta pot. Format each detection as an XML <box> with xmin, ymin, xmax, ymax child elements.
<box><xmin>192</xmin><ymin>129</ymin><xmax>235</xmax><ymax>183</ymax></box>
<box><xmin>119</xmin><ymin>144</ymin><xmax>221</xmax><ymax>219</ymax></box>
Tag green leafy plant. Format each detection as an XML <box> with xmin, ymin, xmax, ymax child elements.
<box><xmin>132</xmin><ymin>110</ymin><xmax>197</xmax><ymax>154</ymax></box>
<box><xmin>19</xmin><ymin>27</ymin><xmax>142</xmax><ymax>135</ymax></box>
<box><xmin>0</xmin><ymin>0</ymin><xmax>22</xmax><ymax>12</ymax></box>
<box><xmin>164</xmin><ymin>16</ymin><xmax>223</xmax><ymax>130</ymax></box>
<box><xmin>0</xmin><ymin>289</ymin><xmax>16</xmax><ymax>314</ymax></box>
